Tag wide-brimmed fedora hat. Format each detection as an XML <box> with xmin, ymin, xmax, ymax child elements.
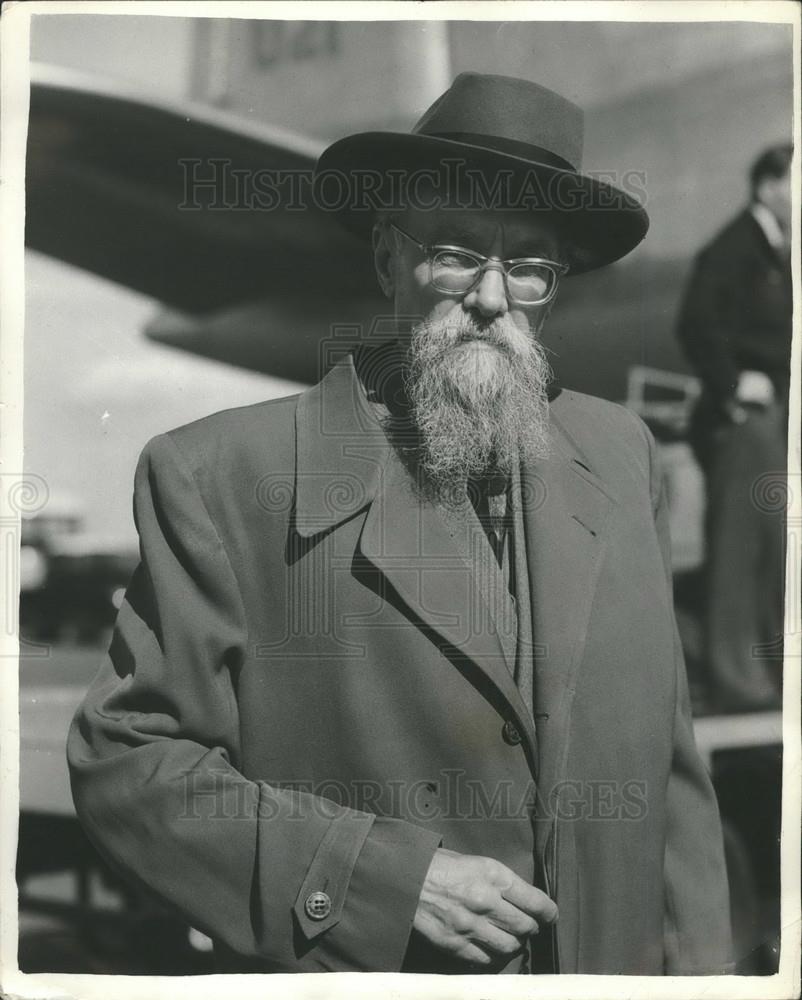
<box><xmin>315</xmin><ymin>72</ymin><xmax>649</xmax><ymax>273</ymax></box>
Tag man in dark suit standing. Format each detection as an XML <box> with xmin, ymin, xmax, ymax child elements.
<box><xmin>677</xmin><ymin>144</ymin><xmax>792</xmax><ymax>712</ymax></box>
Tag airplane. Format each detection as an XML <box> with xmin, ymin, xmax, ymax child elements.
<box><xmin>19</xmin><ymin>60</ymin><xmax>783</xmax><ymax>975</ymax></box>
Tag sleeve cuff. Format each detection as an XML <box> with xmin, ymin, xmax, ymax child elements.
<box><xmin>310</xmin><ymin>816</ymin><xmax>443</xmax><ymax>971</ymax></box>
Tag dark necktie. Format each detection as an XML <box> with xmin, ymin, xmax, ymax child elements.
<box><xmin>469</xmin><ymin>472</ymin><xmax>510</xmax><ymax>568</ymax></box>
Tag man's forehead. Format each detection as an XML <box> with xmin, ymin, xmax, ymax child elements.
<box><xmin>401</xmin><ymin>206</ymin><xmax>563</xmax><ymax>254</ymax></box>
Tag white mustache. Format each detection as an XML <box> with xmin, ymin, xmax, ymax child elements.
<box><xmin>432</xmin><ymin>318</ymin><xmax>523</xmax><ymax>354</ymax></box>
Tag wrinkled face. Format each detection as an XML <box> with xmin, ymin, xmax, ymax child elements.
<box><xmin>373</xmin><ymin>205</ymin><xmax>566</xmax><ymax>352</ymax></box>
<box><xmin>371</xmin><ymin>205</ymin><xmax>567</xmax><ymax>503</ymax></box>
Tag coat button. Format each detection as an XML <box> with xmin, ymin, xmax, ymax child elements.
<box><xmin>502</xmin><ymin>719</ymin><xmax>522</xmax><ymax>745</ymax></box>
<box><xmin>304</xmin><ymin>891</ymin><xmax>332</xmax><ymax>920</ymax></box>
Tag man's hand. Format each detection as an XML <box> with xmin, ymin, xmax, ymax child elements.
<box><xmin>412</xmin><ymin>848</ymin><xmax>558</xmax><ymax>967</ymax></box>
<box><xmin>736</xmin><ymin>370</ymin><xmax>774</xmax><ymax>407</ymax></box>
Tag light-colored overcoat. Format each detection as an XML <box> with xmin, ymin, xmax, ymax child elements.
<box><xmin>68</xmin><ymin>355</ymin><xmax>732</xmax><ymax>974</ymax></box>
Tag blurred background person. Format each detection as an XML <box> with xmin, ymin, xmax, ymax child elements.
<box><xmin>676</xmin><ymin>144</ymin><xmax>792</xmax><ymax>713</ymax></box>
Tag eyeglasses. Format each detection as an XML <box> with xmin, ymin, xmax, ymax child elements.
<box><xmin>390</xmin><ymin>222</ymin><xmax>567</xmax><ymax>305</ymax></box>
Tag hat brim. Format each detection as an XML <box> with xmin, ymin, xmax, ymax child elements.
<box><xmin>315</xmin><ymin>132</ymin><xmax>649</xmax><ymax>274</ymax></box>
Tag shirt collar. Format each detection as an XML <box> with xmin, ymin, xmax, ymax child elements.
<box><xmin>750</xmin><ymin>202</ymin><xmax>787</xmax><ymax>250</ymax></box>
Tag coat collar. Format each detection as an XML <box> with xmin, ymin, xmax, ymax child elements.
<box><xmin>294</xmin><ymin>348</ymin><xmax>568</xmax><ymax>537</ymax></box>
<box><xmin>294</xmin><ymin>354</ymin><xmax>391</xmax><ymax>537</ymax></box>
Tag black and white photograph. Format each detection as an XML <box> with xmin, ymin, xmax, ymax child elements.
<box><xmin>1</xmin><ymin>2</ymin><xmax>799</xmax><ymax>997</ymax></box>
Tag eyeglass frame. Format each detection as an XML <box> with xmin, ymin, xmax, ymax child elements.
<box><xmin>389</xmin><ymin>222</ymin><xmax>568</xmax><ymax>305</ymax></box>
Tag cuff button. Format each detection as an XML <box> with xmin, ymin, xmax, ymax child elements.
<box><xmin>305</xmin><ymin>891</ymin><xmax>332</xmax><ymax>920</ymax></box>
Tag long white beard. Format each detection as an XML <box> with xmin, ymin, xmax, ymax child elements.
<box><xmin>389</xmin><ymin>313</ymin><xmax>553</xmax><ymax>507</ymax></box>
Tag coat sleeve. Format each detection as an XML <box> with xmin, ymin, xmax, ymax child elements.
<box><xmin>67</xmin><ymin>432</ymin><xmax>442</xmax><ymax>972</ymax></box>
<box><xmin>676</xmin><ymin>243</ymin><xmax>741</xmax><ymax>410</ymax></box>
<box><xmin>643</xmin><ymin>422</ymin><xmax>734</xmax><ymax>974</ymax></box>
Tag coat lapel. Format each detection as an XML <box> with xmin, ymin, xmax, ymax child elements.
<box><xmin>522</xmin><ymin>408</ymin><xmax>618</xmax><ymax>866</ymax></box>
<box><xmin>358</xmin><ymin>446</ymin><xmax>538</xmax><ymax>757</ymax></box>
<box><xmin>294</xmin><ymin>355</ymin><xmax>389</xmax><ymax>537</ymax></box>
<box><xmin>294</xmin><ymin>355</ymin><xmax>538</xmax><ymax>760</ymax></box>
<box><xmin>294</xmin><ymin>357</ymin><xmax>618</xmax><ymax>791</ymax></box>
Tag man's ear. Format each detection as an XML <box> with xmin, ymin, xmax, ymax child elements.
<box><xmin>372</xmin><ymin>222</ymin><xmax>395</xmax><ymax>300</ymax></box>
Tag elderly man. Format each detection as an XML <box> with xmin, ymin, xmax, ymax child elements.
<box><xmin>68</xmin><ymin>73</ymin><xmax>732</xmax><ymax>975</ymax></box>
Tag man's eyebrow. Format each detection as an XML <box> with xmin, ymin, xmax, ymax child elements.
<box><xmin>429</xmin><ymin>228</ymin><xmax>485</xmax><ymax>246</ymax></box>
<box><xmin>507</xmin><ymin>238</ymin><xmax>560</xmax><ymax>259</ymax></box>
<box><xmin>426</xmin><ymin>226</ymin><xmax>561</xmax><ymax>259</ymax></box>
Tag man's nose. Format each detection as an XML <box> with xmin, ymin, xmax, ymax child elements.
<box><xmin>463</xmin><ymin>265</ymin><xmax>509</xmax><ymax>318</ymax></box>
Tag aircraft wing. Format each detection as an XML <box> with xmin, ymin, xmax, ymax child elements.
<box><xmin>26</xmin><ymin>63</ymin><xmax>376</xmax><ymax>314</ymax></box>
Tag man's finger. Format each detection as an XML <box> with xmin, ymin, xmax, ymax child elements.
<box><xmin>457</xmin><ymin>942</ymin><xmax>496</xmax><ymax>967</ymax></box>
<box><xmin>487</xmin><ymin>898</ymin><xmax>540</xmax><ymax>938</ymax></box>
<box><xmin>500</xmin><ymin>875</ymin><xmax>558</xmax><ymax>923</ymax></box>
<box><xmin>473</xmin><ymin>920</ymin><xmax>526</xmax><ymax>959</ymax></box>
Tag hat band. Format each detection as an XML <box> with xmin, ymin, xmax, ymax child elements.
<box><xmin>423</xmin><ymin>132</ymin><xmax>576</xmax><ymax>172</ymax></box>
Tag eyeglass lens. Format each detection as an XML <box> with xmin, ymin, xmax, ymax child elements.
<box><xmin>430</xmin><ymin>250</ymin><xmax>555</xmax><ymax>303</ymax></box>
